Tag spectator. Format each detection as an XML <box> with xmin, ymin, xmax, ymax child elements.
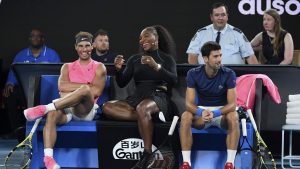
<box><xmin>180</xmin><ymin>41</ymin><xmax>239</xmax><ymax>169</ymax></box>
<box><xmin>187</xmin><ymin>2</ymin><xmax>258</xmax><ymax>65</ymax></box>
<box><xmin>251</xmin><ymin>9</ymin><xmax>294</xmax><ymax>64</ymax></box>
<box><xmin>23</xmin><ymin>31</ymin><xmax>107</xmax><ymax>169</ymax></box>
<box><xmin>92</xmin><ymin>29</ymin><xmax>119</xmax><ymax>63</ymax></box>
<box><xmin>2</xmin><ymin>29</ymin><xmax>61</xmax><ymax>141</ymax></box>
<box><xmin>102</xmin><ymin>25</ymin><xmax>177</xmax><ymax>169</ymax></box>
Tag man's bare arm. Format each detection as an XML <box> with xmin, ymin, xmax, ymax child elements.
<box><xmin>188</xmin><ymin>53</ymin><xmax>198</xmax><ymax>64</ymax></box>
<box><xmin>89</xmin><ymin>63</ymin><xmax>107</xmax><ymax>99</ymax></box>
<box><xmin>186</xmin><ymin>87</ymin><xmax>198</xmax><ymax>114</ymax></box>
<box><xmin>246</xmin><ymin>55</ymin><xmax>259</xmax><ymax>64</ymax></box>
<box><xmin>220</xmin><ymin>88</ymin><xmax>237</xmax><ymax>114</ymax></box>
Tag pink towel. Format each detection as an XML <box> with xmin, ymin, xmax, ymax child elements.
<box><xmin>236</xmin><ymin>74</ymin><xmax>281</xmax><ymax>111</ymax></box>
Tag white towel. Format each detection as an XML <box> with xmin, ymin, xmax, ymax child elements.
<box><xmin>287</xmin><ymin>101</ymin><xmax>300</xmax><ymax>108</ymax></box>
<box><xmin>287</xmin><ymin>107</ymin><xmax>300</xmax><ymax>114</ymax></box>
<box><xmin>286</xmin><ymin>114</ymin><xmax>300</xmax><ymax>119</ymax></box>
<box><xmin>286</xmin><ymin>119</ymin><xmax>300</xmax><ymax>124</ymax></box>
<box><xmin>289</xmin><ymin>94</ymin><xmax>300</xmax><ymax>102</ymax></box>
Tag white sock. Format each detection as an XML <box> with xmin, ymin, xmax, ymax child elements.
<box><xmin>182</xmin><ymin>151</ymin><xmax>191</xmax><ymax>166</ymax></box>
<box><xmin>44</xmin><ymin>148</ymin><xmax>53</xmax><ymax>157</ymax></box>
<box><xmin>45</xmin><ymin>103</ymin><xmax>56</xmax><ymax>113</ymax></box>
<box><xmin>227</xmin><ymin>149</ymin><xmax>237</xmax><ymax>164</ymax></box>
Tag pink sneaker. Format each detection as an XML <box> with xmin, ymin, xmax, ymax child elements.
<box><xmin>224</xmin><ymin>162</ymin><xmax>235</xmax><ymax>169</ymax></box>
<box><xmin>44</xmin><ymin>156</ymin><xmax>60</xmax><ymax>169</ymax></box>
<box><xmin>24</xmin><ymin>105</ymin><xmax>46</xmax><ymax>121</ymax></box>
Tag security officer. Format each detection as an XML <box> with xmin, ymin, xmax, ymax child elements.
<box><xmin>187</xmin><ymin>2</ymin><xmax>258</xmax><ymax>65</ymax></box>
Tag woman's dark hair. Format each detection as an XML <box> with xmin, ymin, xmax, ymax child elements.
<box><xmin>142</xmin><ymin>25</ymin><xmax>177</xmax><ymax>60</ymax></box>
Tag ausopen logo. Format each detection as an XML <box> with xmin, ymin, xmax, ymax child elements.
<box><xmin>112</xmin><ymin>138</ymin><xmax>162</xmax><ymax>160</ymax></box>
<box><xmin>238</xmin><ymin>0</ymin><xmax>300</xmax><ymax>15</ymax></box>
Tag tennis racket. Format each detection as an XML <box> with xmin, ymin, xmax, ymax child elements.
<box><xmin>4</xmin><ymin>117</ymin><xmax>42</xmax><ymax>169</ymax></box>
<box><xmin>247</xmin><ymin>109</ymin><xmax>276</xmax><ymax>169</ymax></box>
<box><xmin>146</xmin><ymin>116</ymin><xmax>179</xmax><ymax>169</ymax></box>
<box><xmin>237</xmin><ymin>107</ymin><xmax>255</xmax><ymax>154</ymax></box>
<box><xmin>237</xmin><ymin>106</ymin><xmax>256</xmax><ymax>153</ymax></box>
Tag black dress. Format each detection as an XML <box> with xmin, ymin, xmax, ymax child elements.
<box><xmin>115</xmin><ymin>49</ymin><xmax>177</xmax><ymax>121</ymax></box>
<box><xmin>262</xmin><ymin>31</ymin><xmax>287</xmax><ymax>64</ymax></box>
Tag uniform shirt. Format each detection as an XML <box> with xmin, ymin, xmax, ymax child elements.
<box><xmin>186</xmin><ymin>65</ymin><xmax>236</xmax><ymax>106</ymax></box>
<box><xmin>6</xmin><ymin>45</ymin><xmax>61</xmax><ymax>85</ymax></box>
<box><xmin>187</xmin><ymin>24</ymin><xmax>254</xmax><ymax>64</ymax></box>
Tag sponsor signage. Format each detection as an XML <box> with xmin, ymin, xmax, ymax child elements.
<box><xmin>238</xmin><ymin>0</ymin><xmax>300</xmax><ymax>15</ymax></box>
<box><xmin>112</xmin><ymin>138</ymin><xmax>162</xmax><ymax>160</ymax></box>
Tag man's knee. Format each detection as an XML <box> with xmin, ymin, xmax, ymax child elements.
<box><xmin>46</xmin><ymin>111</ymin><xmax>60</xmax><ymax>124</ymax></box>
<box><xmin>226</xmin><ymin>111</ymin><xmax>239</xmax><ymax>124</ymax></box>
<box><xmin>180</xmin><ymin>111</ymin><xmax>193</xmax><ymax>126</ymax></box>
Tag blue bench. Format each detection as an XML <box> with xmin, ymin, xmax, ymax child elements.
<box><xmin>27</xmin><ymin>74</ymin><xmax>254</xmax><ymax>169</ymax></box>
<box><xmin>27</xmin><ymin>75</ymin><xmax>111</xmax><ymax>169</ymax></box>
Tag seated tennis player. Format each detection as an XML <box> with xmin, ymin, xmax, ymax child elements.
<box><xmin>23</xmin><ymin>31</ymin><xmax>106</xmax><ymax>169</ymax></box>
<box><xmin>179</xmin><ymin>41</ymin><xmax>240</xmax><ymax>169</ymax></box>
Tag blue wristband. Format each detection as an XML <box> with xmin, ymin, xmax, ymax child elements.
<box><xmin>212</xmin><ymin>109</ymin><xmax>222</xmax><ymax>118</ymax></box>
<box><xmin>196</xmin><ymin>107</ymin><xmax>203</xmax><ymax>116</ymax></box>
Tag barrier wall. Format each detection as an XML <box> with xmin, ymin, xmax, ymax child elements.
<box><xmin>13</xmin><ymin>63</ymin><xmax>300</xmax><ymax>130</ymax></box>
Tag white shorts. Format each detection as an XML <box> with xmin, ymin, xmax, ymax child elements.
<box><xmin>64</xmin><ymin>104</ymin><xmax>99</xmax><ymax>123</ymax></box>
<box><xmin>198</xmin><ymin>106</ymin><xmax>223</xmax><ymax>129</ymax></box>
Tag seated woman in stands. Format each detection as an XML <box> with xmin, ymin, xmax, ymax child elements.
<box><xmin>102</xmin><ymin>25</ymin><xmax>177</xmax><ymax>169</ymax></box>
<box><xmin>251</xmin><ymin>9</ymin><xmax>294</xmax><ymax>65</ymax></box>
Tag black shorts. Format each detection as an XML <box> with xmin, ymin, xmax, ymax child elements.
<box><xmin>125</xmin><ymin>90</ymin><xmax>174</xmax><ymax>122</ymax></box>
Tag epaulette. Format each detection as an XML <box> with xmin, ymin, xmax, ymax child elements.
<box><xmin>197</xmin><ymin>28</ymin><xmax>207</xmax><ymax>32</ymax></box>
<box><xmin>233</xmin><ymin>27</ymin><xmax>242</xmax><ymax>33</ymax></box>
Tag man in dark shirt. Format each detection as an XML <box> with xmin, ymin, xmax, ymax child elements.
<box><xmin>179</xmin><ymin>41</ymin><xmax>239</xmax><ymax>169</ymax></box>
<box><xmin>91</xmin><ymin>29</ymin><xmax>119</xmax><ymax>63</ymax></box>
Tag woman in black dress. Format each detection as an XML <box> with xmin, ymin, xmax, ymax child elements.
<box><xmin>102</xmin><ymin>25</ymin><xmax>177</xmax><ymax>168</ymax></box>
<box><xmin>251</xmin><ymin>9</ymin><xmax>294</xmax><ymax>64</ymax></box>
